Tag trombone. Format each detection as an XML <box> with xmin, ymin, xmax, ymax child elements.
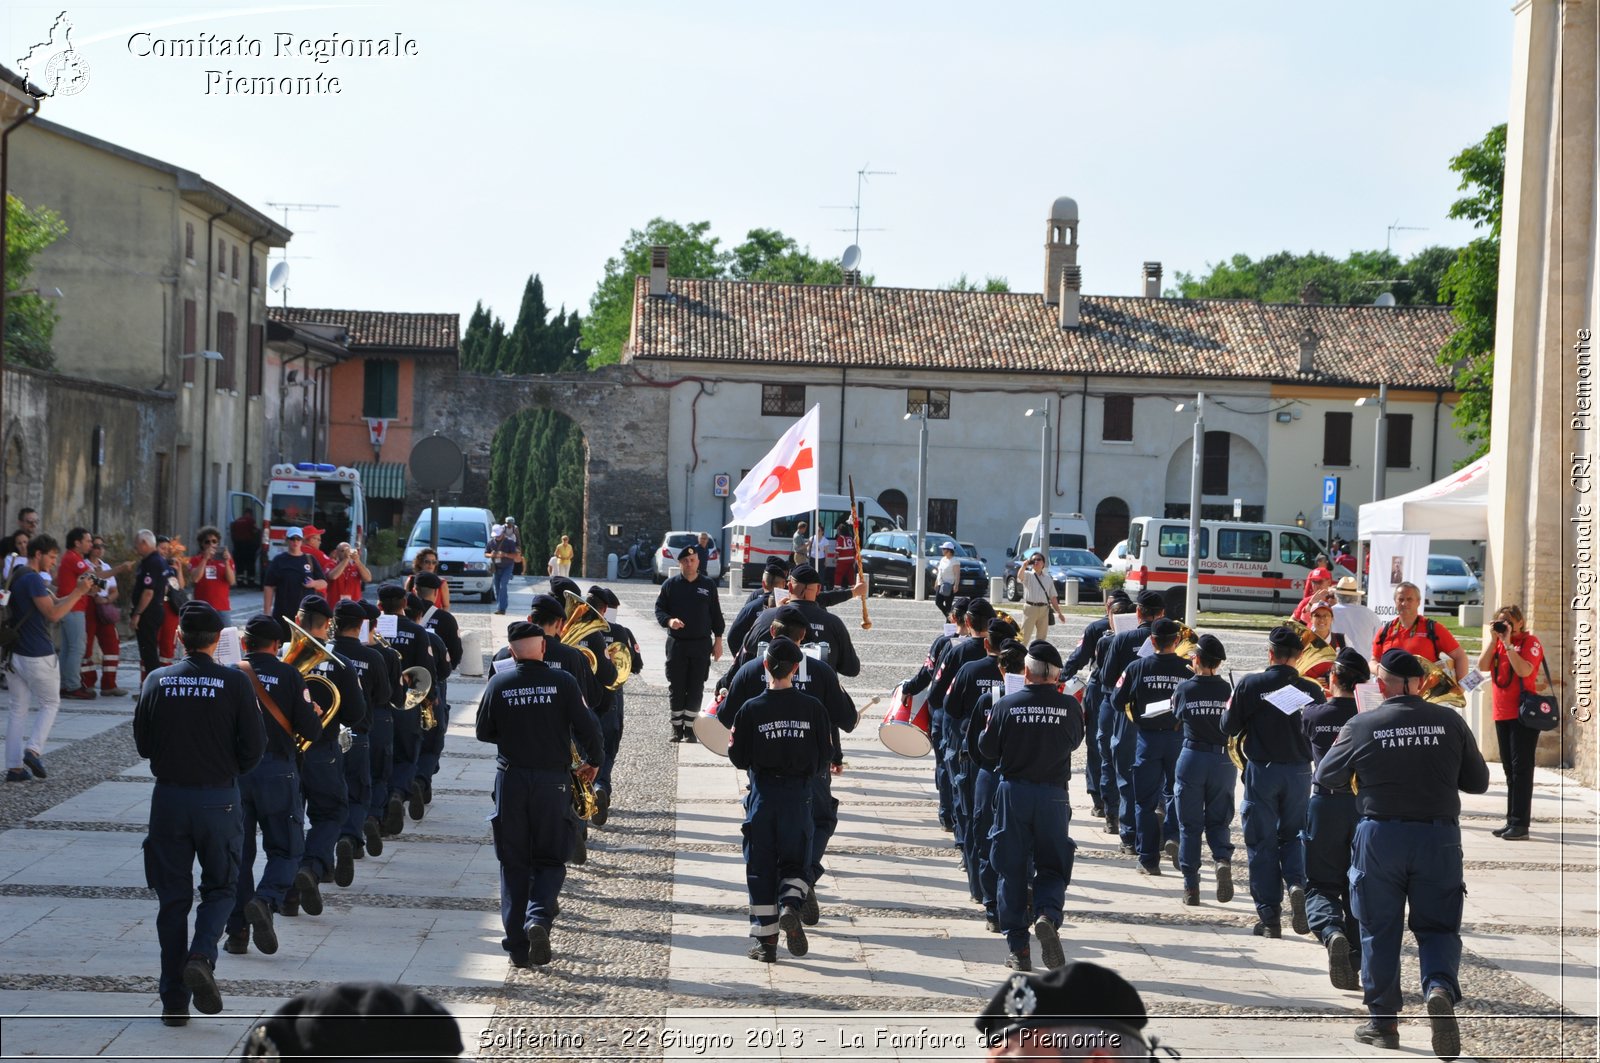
<box><xmin>282</xmin><ymin>617</ymin><xmax>345</xmax><ymax>753</ymax></box>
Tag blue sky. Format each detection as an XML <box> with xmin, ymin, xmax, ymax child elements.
<box><xmin>8</xmin><ymin>1</ymin><xmax>1512</xmax><ymax>325</ymax></box>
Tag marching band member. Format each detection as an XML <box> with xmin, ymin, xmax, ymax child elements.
<box><xmin>965</xmin><ymin>638</ymin><xmax>1028</xmax><ymax>933</ymax></box>
<box><xmin>1112</xmin><ymin>619</ymin><xmax>1192</xmax><ymax>879</ymax></box>
<box><xmin>945</xmin><ymin>616</ymin><xmax>1014</xmax><ymax>896</ymax></box>
<box><xmin>332</xmin><ymin>601</ymin><xmax>391</xmax><ymax>877</ymax></box>
<box><xmin>1099</xmin><ymin>591</ymin><xmax>1165</xmax><ymax>856</ymax></box>
<box><xmin>358</xmin><ymin>598</ymin><xmax>402</xmax><ymax>853</ymax></box>
<box><xmin>403</xmin><ymin>593</ymin><xmax>451</xmax><ymax>820</ymax></box>
<box><xmin>411</xmin><ymin>572</ymin><xmax>462</xmax><ymax>804</ymax></box>
<box><xmin>588</xmin><ymin>585</ymin><xmax>642</xmax><ymax>826</ymax></box>
<box><xmin>376</xmin><ymin>584</ymin><xmax>434</xmax><ymax>835</ymax></box>
<box><xmin>727</xmin><ymin>636</ymin><xmax>833</xmax><ymax>963</ymax></box>
<box><xmin>476</xmin><ymin>620</ymin><xmax>603</xmax><ymax>968</ymax></box>
<box><xmin>655</xmin><ymin>545</ymin><xmax>725</xmax><ymax>742</ymax></box>
<box><xmin>1300</xmin><ymin>647</ymin><xmax>1368</xmax><ymax>990</ymax></box>
<box><xmin>1170</xmin><ymin>633</ymin><xmax>1237</xmax><ymax>906</ymax></box>
<box><xmin>929</xmin><ymin>598</ymin><xmax>997</xmax><ymax>851</ymax></box>
<box><xmin>1061</xmin><ymin>588</ymin><xmax>1131</xmax><ymax>822</ymax></box>
<box><xmin>902</xmin><ymin>596</ymin><xmax>969</xmax><ymax>834</ymax></box>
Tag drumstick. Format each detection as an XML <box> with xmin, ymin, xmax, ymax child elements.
<box><xmin>849</xmin><ymin>475</ymin><xmax>873</xmax><ymax>630</ymax></box>
<box><xmin>854</xmin><ymin>693</ymin><xmax>882</xmax><ymax>730</ymax></box>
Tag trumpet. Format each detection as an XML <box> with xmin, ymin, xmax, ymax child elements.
<box><xmin>401</xmin><ymin>665</ymin><xmax>436</xmax><ymax>730</ymax></box>
<box><xmin>281</xmin><ymin>617</ymin><xmax>344</xmax><ymax>753</ymax></box>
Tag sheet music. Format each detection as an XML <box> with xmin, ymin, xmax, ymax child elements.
<box><xmin>1141</xmin><ymin>698</ymin><xmax>1173</xmax><ymax>718</ymax></box>
<box><xmin>1355</xmin><ymin>682</ymin><xmax>1385</xmax><ymax>713</ymax></box>
<box><xmin>1136</xmin><ymin>638</ymin><xmax>1156</xmax><ymax>659</ymax></box>
<box><xmin>1111</xmin><ymin>612</ymin><xmax>1140</xmax><ymax>634</ymax></box>
<box><xmin>375</xmin><ymin>613</ymin><xmax>398</xmax><ymax>639</ymax></box>
<box><xmin>358</xmin><ymin>620</ymin><xmax>370</xmax><ymax>643</ymax></box>
<box><xmin>1003</xmin><ymin>673</ymin><xmax>1026</xmax><ymax>696</ymax></box>
<box><xmin>942</xmin><ymin>623</ymin><xmax>959</xmax><ymax>637</ymax></box>
<box><xmin>1262</xmin><ymin>685</ymin><xmax>1315</xmax><ymax>715</ymax></box>
<box><xmin>492</xmin><ymin>656</ymin><xmax>516</xmax><ymax>675</ymax></box>
<box><xmin>214</xmin><ymin>627</ymin><xmax>242</xmax><ymax>667</ymax></box>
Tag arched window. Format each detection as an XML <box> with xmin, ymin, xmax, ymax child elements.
<box><xmin>877</xmin><ymin>489</ymin><xmax>908</xmax><ymax>529</ymax></box>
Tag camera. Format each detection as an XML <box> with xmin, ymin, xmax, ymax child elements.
<box><xmin>1492</xmin><ymin>620</ymin><xmax>1509</xmax><ymax>635</ymax></box>
<box><xmin>89</xmin><ymin>575</ymin><xmax>108</xmax><ymax>590</ymax></box>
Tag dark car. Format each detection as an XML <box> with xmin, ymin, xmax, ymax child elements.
<box><xmin>860</xmin><ymin>532</ymin><xmax>987</xmax><ymax>598</ymax></box>
<box><xmin>1004</xmin><ymin>547</ymin><xmax>1106</xmax><ymax>604</ymax></box>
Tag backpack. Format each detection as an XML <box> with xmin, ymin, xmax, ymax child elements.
<box><xmin>1378</xmin><ymin>617</ymin><xmax>1441</xmax><ymax>656</ymax></box>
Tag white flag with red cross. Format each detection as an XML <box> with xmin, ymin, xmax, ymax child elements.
<box><xmin>726</xmin><ymin>405</ymin><xmax>821</xmax><ymax>527</ymax></box>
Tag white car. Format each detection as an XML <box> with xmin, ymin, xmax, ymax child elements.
<box><xmin>1103</xmin><ymin>538</ymin><xmax>1134</xmax><ymax>575</ymax></box>
<box><xmin>653</xmin><ymin>531</ymin><xmax>722</xmax><ymax>583</ymax></box>
<box><xmin>1424</xmin><ymin>554</ymin><xmax>1482</xmax><ymax>611</ymax></box>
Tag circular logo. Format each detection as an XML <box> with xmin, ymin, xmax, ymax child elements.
<box><xmin>42</xmin><ymin>50</ymin><xmax>90</xmax><ymax>96</ymax></box>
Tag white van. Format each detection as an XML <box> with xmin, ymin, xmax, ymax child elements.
<box><xmin>402</xmin><ymin>506</ymin><xmax>496</xmax><ymax>602</ymax></box>
<box><xmin>1009</xmin><ymin>514</ymin><xmax>1094</xmax><ymax>558</ymax></box>
<box><xmin>1123</xmin><ymin>516</ymin><xmax>1353</xmax><ymax>615</ymax></box>
<box><xmin>730</xmin><ymin>494</ymin><xmax>896</xmax><ymax>588</ymax></box>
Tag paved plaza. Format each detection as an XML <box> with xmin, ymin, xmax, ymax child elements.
<box><xmin>0</xmin><ymin>582</ymin><xmax>1594</xmax><ymax>1061</ymax></box>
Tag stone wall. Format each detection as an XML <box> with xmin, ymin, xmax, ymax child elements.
<box><xmin>408</xmin><ymin>362</ymin><xmax>672</xmax><ymax>579</ymax></box>
<box><xmin>1</xmin><ymin>366</ymin><xmax>177</xmax><ymax>541</ymax></box>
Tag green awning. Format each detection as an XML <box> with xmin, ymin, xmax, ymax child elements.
<box><xmin>353</xmin><ymin>461</ymin><xmax>406</xmax><ymax>500</ymax></box>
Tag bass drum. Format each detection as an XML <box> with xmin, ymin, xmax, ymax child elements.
<box><xmin>878</xmin><ymin>682</ymin><xmax>933</xmax><ymax>758</ymax></box>
<box><xmin>692</xmin><ymin>691</ymin><xmax>732</xmax><ymax>757</ymax></box>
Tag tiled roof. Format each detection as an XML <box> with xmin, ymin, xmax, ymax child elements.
<box><xmin>269</xmin><ymin>307</ymin><xmax>458</xmax><ymax>354</ymax></box>
<box><xmin>627</xmin><ymin>277</ymin><xmax>1459</xmax><ymax>388</ymax></box>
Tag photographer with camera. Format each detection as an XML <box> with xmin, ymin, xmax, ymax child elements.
<box><xmin>1476</xmin><ymin>605</ymin><xmax>1544</xmax><ymax>840</ymax></box>
<box><xmin>188</xmin><ymin>526</ymin><xmax>237</xmax><ymax>613</ymax></box>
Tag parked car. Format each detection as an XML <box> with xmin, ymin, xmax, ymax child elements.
<box><xmin>860</xmin><ymin>531</ymin><xmax>986</xmax><ymax>598</ymax></box>
<box><xmin>958</xmin><ymin>541</ymin><xmax>990</xmax><ymax>582</ymax></box>
<box><xmin>1004</xmin><ymin>547</ymin><xmax>1107</xmax><ymax>603</ymax></box>
<box><xmin>1424</xmin><ymin>554</ymin><xmax>1482</xmax><ymax>611</ymax></box>
<box><xmin>1103</xmin><ymin>538</ymin><xmax>1134</xmax><ymax>575</ymax></box>
<box><xmin>653</xmin><ymin>531</ymin><xmax>722</xmax><ymax>584</ymax></box>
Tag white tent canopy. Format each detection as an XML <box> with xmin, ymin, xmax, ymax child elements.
<box><xmin>1358</xmin><ymin>454</ymin><xmax>1491</xmax><ymax>540</ymax></box>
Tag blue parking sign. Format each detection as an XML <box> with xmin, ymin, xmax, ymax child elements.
<box><xmin>1322</xmin><ymin>476</ymin><xmax>1339</xmax><ymax>507</ymax></box>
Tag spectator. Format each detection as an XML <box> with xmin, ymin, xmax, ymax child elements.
<box><xmin>1329</xmin><ymin>576</ymin><xmax>1380</xmax><ymax>655</ymax></box>
<box><xmin>82</xmin><ymin>535</ymin><xmax>128</xmax><ymax>697</ymax></box>
<box><xmin>129</xmin><ymin>530</ymin><xmax>167</xmax><ymax>681</ymax></box>
<box><xmin>155</xmin><ymin>536</ymin><xmax>187</xmax><ymax>669</ymax></box>
<box><xmin>791</xmin><ymin>521</ymin><xmax>808</xmax><ymax>566</ymax></box>
<box><xmin>934</xmin><ymin>541</ymin><xmax>961</xmax><ymax>617</ymax></box>
<box><xmin>1333</xmin><ymin>541</ymin><xmax>1357</xmax><ymax>572</ymax></box>
<box><xmin>1372</xmin><ymin>581</ymin><xmax>1469</xmax><ymax>680</ymax></box>
<box><xmin>487</xmin><ymin>521</ymin><xmax>522</xmax><ymax>615</ymax></box>
<box><xmin>1478</xmin><ymin>605</ymin><xmax>1545</xmax><ymax>841</ymax></box>
<box><xmin>300</xmin><ymin>527</ymin><xmax>351</xmax><ymax>605</ymax></box>
<box><xmin>3</xmin><ymin>530</ymin><xmax>29</xmax><ymax>582</ymax></box>
<box><xmin>1292</xmin><ymin>567</ymin><xmax>1335</xmax><ymax>623</ymax></box>
<box><xmin>261</xmin><ymin>528</ymin><xmax>327</xmax><ymax>620</ymax></box>
<box><xmin>693</xmin><ymin>532</ymin><xmax>716</xmax><ymax>576</ymax></box>
<box><xmin>833</xmin><ymin>520</ymin><xmax>857</xmax><ymax>591</ymax></box>
<box><xmin>405</xmin><ymin>547</ymin><xmax>451</xmax><ymax>609</ymax></box>
<box><xmin>13</xmin><ymin>508</ymin><xmax>39</xmax><ymax>540</ymax></box>
<box><xmin>1018</xmin><ymin>550</ymin><xmax>1066</xmax><ymax>643</ymax></box>
<box><xmin>55</xmin><ymin>527</ymin><xmax>95</xmax><ymax>699</ymax></box>
<box><xmin>554</xmin><ymin>531</ymin><xmax>573</xmax><ymax>578</ymax></box>
<box><xmin>809</xmin><ymin>525</ymin><xmax>832</xmax><ymax>587</ymax></box>
<box><xmin>230</xmin><ymin>508</ymin><xmax>262</xmax><ymax>588</ymax></box>
<box><xmin>328</xmin><ymin>542</ymin><xmax>370</xmax><ymax>602</ymax></box>
<box><xmin>188</xmin><ymin>525</ymin><xmax>236</xmax><ymax>612</ymax></box>
<box><xmin>5</xmin><ymin>534</ymin><xmax>95</xmax><ymax>781</ymax></box>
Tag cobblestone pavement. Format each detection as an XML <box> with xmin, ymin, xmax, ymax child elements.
<box><xmin>0</xmin><ymin>580</ymin><xmax>1594</xmax><ymax>1061</ymax></box>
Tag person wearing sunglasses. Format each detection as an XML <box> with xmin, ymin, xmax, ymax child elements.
<box><xmin>188</xmin><ymin>526</ymin><xmax>236</xmax><ymax>613</ymax></box>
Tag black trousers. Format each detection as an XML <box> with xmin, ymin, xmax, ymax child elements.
<box><xmin>137</xmin><ymin>611</ymin><xmax>164</xmax><ymax>679</ymax></box>
<box><xmin>664</xmin><ymin>636</ymin><xmax>711</xmax><ymax>734</ymax></box>
<box><xmin>1494</xmin><ymin>718</ymin><xmax>1540</xmax><ymax>830</ymax></box>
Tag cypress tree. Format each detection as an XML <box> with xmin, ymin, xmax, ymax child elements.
<box><xmin>460</xmin><ymin>301</ymin><xmax>490</xmax><ymax>371</ymax></box>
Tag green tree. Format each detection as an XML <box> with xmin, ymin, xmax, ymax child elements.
<box><xmin>3</xmin><ymin>194</ymin><xmax>68</xmax><ymax>369</ymax></box>
<box><xmin>583</xmin><ymin>218</ymin><xmax>728</xmax><ymax>367</ymax></box>
<box><xmin>730</xmin><ymin>228</ymin><xmax>851</xmax><ymax>284</ymax></box>
<box><xmin>1173</xmin><ymin>248</ymin><xmax>1446</xmax><ymax>306</ymax></box>
<box><xmin>947</xmin><ymin>273</ymin><xmax>1011</xmax><ymax>292</ymax></box>
<box><xmin>498</xmin><ymin>275</ymin><xmax>550</xmax><ymax>374</ymax></box>
<box><xmin>460</xmin><ymin>301</ymin><xmax>491</xmax><ymax>371</ymax></box>
<box><xmin>1437</xmin><ymin>124</ymin><xmax>1506</xmax><ymax>456</ymax></box>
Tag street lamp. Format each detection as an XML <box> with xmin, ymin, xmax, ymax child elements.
<box><xmin>1174</xmin><ymin>393</ymin><xmax>1206</xmax><ymax>622</ymax></box>
<box><xmin>903</xmin><ymin>405</ymin><xmax>930</xmax><ymax>601</ymax></box>
<box><xmin>1025</xmin><ymin>402</ymin><xmax>1052</xmax><ymax>557</ymax></box>
<box><xmin>1295</xmin><ymin>511</ymin><xmax>1307</xmax><ymax>528</ymax></box>
<box><xmin>182</xmin><ymin>350</ymin><xmax>225</xmax><ymax>525</ymax></box>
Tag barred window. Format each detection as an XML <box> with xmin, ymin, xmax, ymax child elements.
<box><xmin>761</xmin><ymin>384</ymin><xmax>806</xmax><ymax>417</ymax></box>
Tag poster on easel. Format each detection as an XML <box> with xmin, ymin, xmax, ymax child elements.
<box><xmin>1368</xmin><ymin>532</ymin><xmax>1431</xmax><ymax>618</ymax></box>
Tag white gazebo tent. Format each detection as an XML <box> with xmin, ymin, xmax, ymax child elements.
<box><xmin>1357</xmin><ymin>454</ymin><xmax>1491</xmax><ymax>540</ymax></box>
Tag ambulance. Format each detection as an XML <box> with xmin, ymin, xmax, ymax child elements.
<box><xmin>1123</xmin><ymin>516</ymin><xmax>1354</xmax><ymax>615</ymax></box>
<box><xmin>231</xmin><ymin>463</ymin><xmax>368</xmax><ymax>564</ymax></box>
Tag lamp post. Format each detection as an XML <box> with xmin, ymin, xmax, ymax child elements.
<box><xmin>182</xmin><ymin>349</ymin><xmax>225</xmax><ymax>526</ymax></box>
<box><xmin>903</xmin><ymin>404</ymin><xmax>930</xmax><ymax>601</ymax></box>
<box><xmin>1354</xmin><ymin>383</ymin><xmax>1389</xmax><ymax>588</ymax></box>
<box><xmin>1025</xmin><ymin>401</ymin><xmax>1052</xmax><ymax>554</ymax></box>
<box><xmin>1175</xmin><ymin>393</ymin><xmax>1205</xmax><ymax>623</ymax></box>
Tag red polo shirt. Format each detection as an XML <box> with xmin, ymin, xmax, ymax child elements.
<box><xmin>55</xmin><ymin>549</ymin><xmax>91</xmax><ymax>612</ymax></box>
<box><xmin>1372</xmin><ymin>615</ymin><xmax>1461</xmax><ymax>663</ymax></box>
<box><xmin>188</xmin><ymin>553</ymin><xmax>233</xmax><ymax>611</ymax></box>
<box><xmin>1489</xmin><ymin>633</ymin><xmax>1544</xmax><ymax>722</ymax></box>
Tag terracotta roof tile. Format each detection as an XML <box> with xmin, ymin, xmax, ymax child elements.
<box><xmin>269</xmin><ymin>306</ymin><xmax>459</xmax><ymax>354</ymax></box>
<box><xmin>628</xmin><ymin>277</ymin><xmax>1457</xmax><ymax>388</ymax></box>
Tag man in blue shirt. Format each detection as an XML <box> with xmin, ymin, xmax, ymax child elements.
<box><xmin>262</xmin><ymin>528</ymin><xmax>327</xmax><ymax>620</ymax></box>
<box><xmin>5</xmin><ymin>534</ymin><xmax>96</xmax><ymax>781</ymax></box>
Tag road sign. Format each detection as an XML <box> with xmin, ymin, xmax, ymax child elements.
<box><xmin>712</xmin><ymin>473</ymin><xmax>731</xmax><ymax>498</ymax></box>
<box><xmin>1321</xmin><ymin>476</ymin><xmax>1340</xmax><ymax>522</ymax></box>
<box><xmin>1233</xmin><ymin>497</ymin><xmax>1242</xmax><ymax>519</ymax></box>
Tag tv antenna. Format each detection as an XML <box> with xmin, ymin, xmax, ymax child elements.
<box><xmin>1385</xmin><ymin>219</ymin><xmax>1427</xmax><ymax>253</ymax></box>
<box><xmin>264</xmin><ymin>202</ymin><xmax>338</xmax><ymax>307</ymax></box>
<box><xmin>822</xmin><ymin>164</ymin><xmax>895</xmax><ymax>246</ymax></box>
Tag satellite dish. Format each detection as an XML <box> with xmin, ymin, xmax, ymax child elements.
<box><xmin>840</xmin><ymin>244</ymin><xmax>862</xmax><ymax>272</ymax></box>
<box><xmin>1374</xmin><ymin>292</ymin><xmax>1396</xmax><ymax>307</ymax></box>
<box><xmin>268</xmin><ymin>261</ymin><xmax>290</xmax><ymax>292</ymax></box>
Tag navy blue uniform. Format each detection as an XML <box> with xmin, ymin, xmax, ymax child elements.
<box><xmin>725</xmin><ymin>588</ymin><xmax>771</xmax><ymax>659</ymax></box>
<box><xmin>723</xmin><ymin>653</ymin><xmax>855</xmax><ymax>888</ymax></box>
<box><xmin>728</xmin><ymin>686</ymin><xmax>832</xmax><ymax>937</ymax></box>
<box><xmin>1099</xmin><ymin>622</ymin><xmax>1153</xmax><ymax>845</ymax></box>
<box><xmin>263</xmin><ymin>552</ymin><xmax>324</xmax><ymax>620</ymax></box>
<box><xmin>134</xmin><ymin>551</ymin><xmax>170</xmax><ymax>678</ymax></box>
<box><xmin>945</xmin><ymin>654</ymin><xmax>1002</xmax><ymax>870</ymax></box>
<box><xmin>476</xmin><ymin>658</ymin><xmax>603</xmax><ymax>961</ymax></box>
<box><xmin>1316</xmin><ymin>694</ymin><xmax>1489</xmax><ymax>1025</ymax></box>
<box><xmin>930</xmin><ymin>635</ymin><xmax>985</xmax><ymax>837</ymax></box>
<box><xmin>964</xmin><ymin>690</ymin><xmax>1003</xmax><ymax>919</ymax></box>
<box><xmin>417</xmin><ymin>605</ymin><xmax>463</xmax><ymax>784</ymax></box>
<box><xmin>1300</xmin><ymin>696</ymin><xmax>1360</xmax><ymax>950</ymax></box>
<box><xmin>134</xmin><ymin>652</ymin><xmax>265</xmax><ymax>1013</ymax></box>
<box><xmin>655</xmin><ymin>573</ymin><xmax>725</xmax><ymax>737</ymax></box>
<box><xmin>228</xmin><ymin>653</ymin><xmax>320</xmax><ymax>933</ymax></box>
<box><xmin>1171</xmin><ymin>673</ymin><xmax>1237</xmax><ymax>890</ymax></box>
<box><xmin>596</xmin><ymin>619</ymin><xmax>643</xmax><ymax>797</ymax></box>
<box><xmin>1063</xmin><ymin>616</ymin><xmax>1111</xmax><ymax>811</ymax></box>
<box><xmin>365</xmin><ymin>637</ymin><xmax>403</xmax><ymax>826</ymax></box>
<box><xmin>1113</xmin><ymin>650</ymin><xmax>1191</xmax><ymax>870</ymax></box>
<box><xmin>333</xmin><ymin>636</ymin><xmax>390</xmax><ymax>847</ymax></box>
<box><xmin>978</xmin><ymin>684</ymin><xmax>1084</xmax><ymax>954</ymax></box>
<box><xmin>906</xmin><ymin>628</ymin><xmax>959</xmax><ymax>828</ymax></box>
<box><xmin>298</xmin><ymin>647</ymin><xmax>367</xmax><ymax>882</ymax></box>
<box><xmin>1221</xmin><ymin>664</ymin><xmax>1323</xmax><ymax>927</ymax></box>
<box><xmin>383</xmin><ymin>613</ymin><xmax>433</xmax><ymax>805</ymax></box>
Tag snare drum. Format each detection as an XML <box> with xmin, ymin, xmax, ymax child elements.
<box><xmin>877</xmin><ymin>682</ymin><xmax>933</xmax><ymax>758</ymax></box>
<box><xmin>692</xmin><ymin>692</ymin><xmax>732</xmax><ymax>757</ymax></box>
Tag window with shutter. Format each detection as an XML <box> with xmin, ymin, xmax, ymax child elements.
<box><xmin>362</xmin><ymin>359</ymin><xmax>399</xmax><ymax>418</ymax></box>
<box><xmin>1201</xmin><ymin>431</ymin><xmax>1230</xmax><ymax>495</ymax></box>
<box><xmin>1323</xmin><ymin>412</ymin><xmax>1352</xmax><ymax>466</ymax></box>
<box><xmin>1102</xmin><ymin>395</ymin><xmax>1133</xmax><ymax>441</ymax></box>
<box><xmin>1386</xmin><ymin>413</ymin><xmax>1414</xmax><ymax>468</ymax></box>
<box><xmin>182</xmin><ymin>299</ymin><xmax>197</xmax><ymax>384</ymax></box>
<box><xmin>215</xmin><ymin>312</ymin><xmax>236</xmax><ymax>390</ymax></box>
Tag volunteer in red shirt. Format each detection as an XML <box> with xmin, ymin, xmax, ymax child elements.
<box><xmin>54</xmin><ymin>527</ymin><xmax>95</xmax><ymax>700</ymax></box>
<box><xmin>1371</xmin><ymin>580</ymin><xmax>1469</xmax><ymax>680</ymax></box>
<box><xmin>1476</xmin><ymin>604</ymin><xmax>1544</xmax><ymax>840</ymax></box>
<box><xmin>833</xmin><ymin>521</ymin><xmax>856</xmax><ymax>591</ymax></box>
<box><xmin>300</xmin><ymin>527</ymin><xmax>351</xmax><ymax>605</ymax></box>
<box><xmin>187</xmin><ymin>525</ymin><xmax>236</xmax><ymax>612</ymax></box>
<box><xmin>1292</xmin><ymin>567</ymin><xmax>1335</xmax><ymax>624</ymax></box>
<box><xmin>327</xmin><ymin>541</ymin><xmax>371</xmax><ymax>602</ymax></box>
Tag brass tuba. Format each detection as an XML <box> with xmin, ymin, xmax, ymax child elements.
<box><xmin>402</xmin><ymin>665</ymin><xmax>436</xmax><ymax>730</ymax></box>
<box><xmin>282</xmin><ymin>618</ymin><xmax>344</xmax><ymax>753</ymax></box>
<box><xmin>1284</xmin><ymin>618</ymin><xmax>1339</xmax><ymax>680</ymax></box>
<box><xmin>1417</xmin><ymin>655</ymin><xmax>1466</xmax><ymax>707</ymax></box>
<box><xmin>560</xmin><ymin>591</ymin><xmax>632</xmax><ymax>691</ymax></box>
<box><xmin>1171</xmin><ymin>623</ymin><xmax>1200</xmax><ymax>660</ymax></box>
